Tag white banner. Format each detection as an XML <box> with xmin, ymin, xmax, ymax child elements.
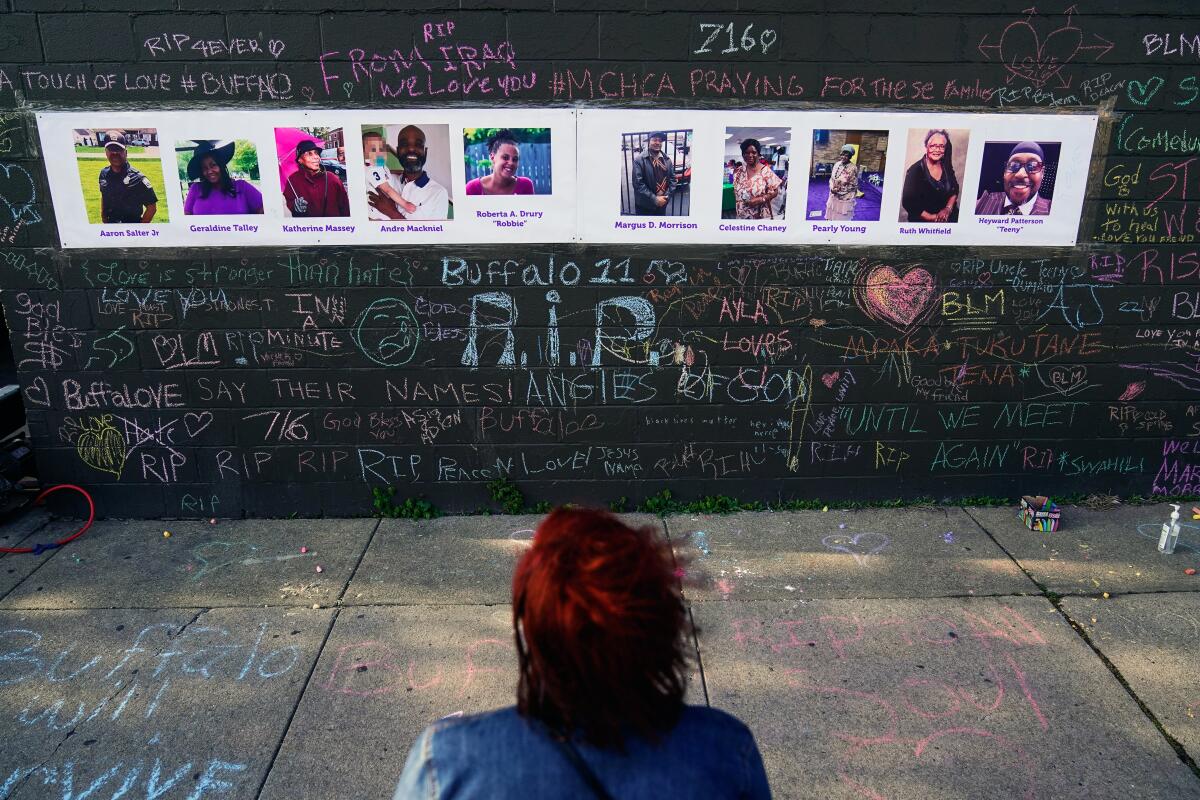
<box><xmin>37</xmin><ymin>109</ymin><xmax>576</xmax><ymax>248</ymax></box>
<box><xmin>577</xmin><ymin>109</ymin><xmax>1097</xmax><ymax>246</ymax></box>
<box><xmin>36</xmin><ymin>109</ymin><xmax>1097</xmax><ymax>249</ymax></box>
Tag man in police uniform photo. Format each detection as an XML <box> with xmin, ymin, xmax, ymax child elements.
<box><xmin>99</xmin><ymin>132</ymin><xmax>158</xmax><ymax>223</ymax></box>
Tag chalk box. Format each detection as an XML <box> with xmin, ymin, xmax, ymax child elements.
<box><xmin>1020</xmin><ymin>496</ymin><xmax>1061</xmax><ymax>532</ymax></box>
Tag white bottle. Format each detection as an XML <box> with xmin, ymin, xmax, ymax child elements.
<box><xmin>1159</xmin><ymin>503</ymin><xmax>1180</xmax><ymax>554</ymax></box>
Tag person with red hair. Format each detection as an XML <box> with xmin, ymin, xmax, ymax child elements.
<box><xmin>394</xmin><ymin>507</ymin><xmax>771</xmax><ymax>799</ymax></box>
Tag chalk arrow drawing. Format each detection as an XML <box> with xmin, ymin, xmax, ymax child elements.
<box><xmin>978</xmin><ymin>5</ymin><xmax>1113</xmax><ymax>90</ymax></box>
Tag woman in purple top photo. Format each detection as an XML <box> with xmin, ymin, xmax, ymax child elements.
<box><xmin>465</xmin><ymin>129</ymin><xmax>535</xmax><ymax>196</ymax></box>
<box><xmin>182</xmin><ymin>140</ymin><xmax>264</xmax><ymax>215</ymax></box>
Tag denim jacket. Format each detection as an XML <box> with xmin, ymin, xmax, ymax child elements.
<box><xmin>394</xmin><ymin>705</ymin><xmax>771</xmax><ymax>799</ymax></box>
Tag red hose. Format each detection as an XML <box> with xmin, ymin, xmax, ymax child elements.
<box><xmin>0</xmin><ymin>484</ymin><xmax>95</xmax><ymax>555</ymax></box>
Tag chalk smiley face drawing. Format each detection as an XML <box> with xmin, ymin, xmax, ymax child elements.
<box><xmin>352</xmin><ymin>297</ymin><xmax>420</xmax><ymax>366</ymax></box>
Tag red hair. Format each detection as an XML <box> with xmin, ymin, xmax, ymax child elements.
<box><xmin>513</xmin><ymin>507</ymin><xmax>689</xmax><ymax>748</ymax></box>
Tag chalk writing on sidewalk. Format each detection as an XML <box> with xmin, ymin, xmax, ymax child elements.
<box><xmin>729</xmin><ymin>606</ymin><xmax>1053</xmax><ymax>797</ymax></box>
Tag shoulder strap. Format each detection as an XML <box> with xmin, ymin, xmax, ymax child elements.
<box><xmin>547</xmin><ymin>730</ymin><xmax>615</xmax><ymax>800</ymax></box>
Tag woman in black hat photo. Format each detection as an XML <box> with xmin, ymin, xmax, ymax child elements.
<box><xmin>179</xmin><ymin>139</ymin><xmax>264</xmax><ymax>216</ymax></box>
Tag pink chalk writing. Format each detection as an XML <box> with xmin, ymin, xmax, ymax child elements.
<box><xmin>318</xmin><ymin>21</ymin><xmax>533</xmax><ymax>101</ymax></box>
<box><xmin>320</xmin><ymin>638</ymin><xmax>511</xmax><ymax>698</ymax></box>
<box><xmin>732</xmin><ymin>607</ymin><xmax>1051</xmax><ymax>798</ymax></box>
<box><xmin>977</xmin><ymin>7</ymin><xmax>1113</xmax><ymax>90</ymax></box>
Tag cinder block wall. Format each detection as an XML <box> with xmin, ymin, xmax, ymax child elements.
<box><xmin>0</xmin><ymin>2</ymin><xmax>1194</xmax><ymax>517</ymax></box>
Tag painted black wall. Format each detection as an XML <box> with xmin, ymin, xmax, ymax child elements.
<box><xmin>0</xmin><ymin>2</ymin><xmax>1197</xmax><ymax>517</ymax></box>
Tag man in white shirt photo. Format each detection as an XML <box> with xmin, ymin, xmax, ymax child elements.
<box><xmin>366</xmin><ymin>125</ymin><xmax>450</xmax><ymax>221</ymax></box>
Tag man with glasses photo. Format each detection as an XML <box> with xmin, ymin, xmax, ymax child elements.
<box><xmin>974</xmin><ymin>141</ymin><xmax>1053</xmax><ymax>216</ymax></box>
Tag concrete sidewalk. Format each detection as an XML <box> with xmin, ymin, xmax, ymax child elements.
<box><xmin>0</xmin><ymin>504</ymin><xmax>1198</xmax><ymax>799</ymax></box>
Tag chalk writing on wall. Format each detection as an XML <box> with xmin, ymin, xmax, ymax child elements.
<box><xmin>0</xmin><ymin>4</ymin><xmax>1196</xmax><ymax>517</ymax></box>
<box><xmin>977</xmin><ymin>7</ymin><xmax>1114</xmax><ymax>90</ymax></box>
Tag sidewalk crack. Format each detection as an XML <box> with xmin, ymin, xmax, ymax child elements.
<box><xmin>172</xmin><ymin>607</ymin><xmax>209</xmax><ymax>638</ymax></box>
<box><xmin>688</xmin><ymin>606</ymin><xmax>710</xmax><ymax>707</ymax></box>
<box><xmin>963</xmin><ymin>507</ymin><xmax>1200</xmax><ymax>782</ymax></box>
<box><xmin>253</xmin><ymin>608</ymin><xmax>340</xmax><ymax>800</ymax></box>
<box><xmin>0</xmin><ymin>513</ymin><xmax>70</xmax><ymax>606</ymax></box>
<box><xmin>9</xmin><ymin>670</ymin><xmax>135</xmax><ymax>796</ymax></box>
<box><xmin>334</xmin><ymin>518</ymin><xmax>381</xmax><ymax>605</ymax></box>
<box><xmin>1055</xmin><ymin>599</ymin><xmax>1200</xmax><ymax>781</ymax></box>
<box><xmin>8</xmin><ymin>609</ymin><xmax>214</xmax><ymax>796</ymax></box>
<box><xmin>661</xmin><ymin>517</ymin><xmax>709</xmax><ymax>707</ymax></box>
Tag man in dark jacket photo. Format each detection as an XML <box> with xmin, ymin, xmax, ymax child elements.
<box><xmin>630</xmin><ymin>132</ymin><xmax>676</xmax><ymax>216</ymax></box>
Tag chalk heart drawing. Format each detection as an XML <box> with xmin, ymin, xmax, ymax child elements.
<box><xmin>978</xmin><ymin>8</ymin><xmax>1113</xmax><ymax>90</ymax></box>
<box><xmin>1046</xmin><ymin>364</ymin><xmax>1087</xmax><ymax>395</ymax></box>
<box><xmin>184</xmin><ymin>411</ymin><xmax>213</xmax><ymax>438</ymax></box>
<box><xmin>267</xmin><ymin>39</ymin><xmax>285</xmax><ymax>59</ymax></box>
<box><xmin>1000</xmin><ymin>19</ymin><xmax>1080</xmax><ymax>85</ymax></box>
<box><xmin>821</xmin><ymin>532</ymin><xmax>890</xmax><ymax>566</ymax></box>
<box><xmin>821</xmin><ymin>371</ymin><xmax>840</xmax><ymax>389</ymax></box>
<box><xmin>1127</xmin><ymin>76</ymin><xmax>1164</xmax><ymax>107</ymax></box>
<box><xmin>76</xmin><ymin>415</ymin><xmax>127</xmax><ymax>477</ymax></box>
<box><xmin>0</xmin><ymin>163</ymin><xmax>42</xmax><ymax>225</ymax></box>
<box><xmin>857</xmin><ymin>265</ymin><xmax>935</xmax><ymax>332</ymax></box>
<box><xmin>508</xmin><ymin>528</ymin><xmax>535</xmax><ymax>542</ymax></box>
<box><xmin>23</xmin><ymin>376</ymin><xmax>49</xmax><ymax>408</ymax></box>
